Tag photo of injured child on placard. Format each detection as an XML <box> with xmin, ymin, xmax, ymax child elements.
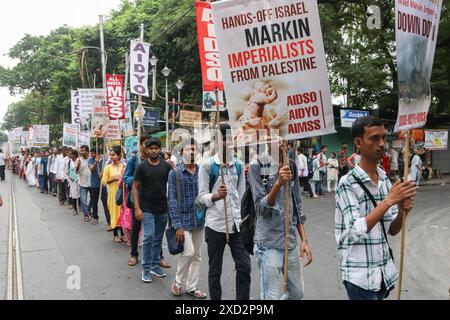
<box><xmin>234</xmin><ymin>81</ymin><xmax>288</xmax><ymax>145</ymax></box>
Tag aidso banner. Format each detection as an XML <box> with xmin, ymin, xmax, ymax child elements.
<box><xmin>32</xmin><ymin>125</ymin><xmax>49</xmax><ymax>147</ymax></box>
<box><xmin>212</xmin><ymin>0</ymin><xmax>335</xmax><ymax>144</ymax></box>
<box><xmin>106</xmin><ymin>74</ymin><xmax>126</xmax><ymax>120</ymax></box>
<box><xmin>424</xmin><ymin>130</ymin><xmax>448</xmax><ymax>150</ymax></box>
<box><xmin>394</xmin><ymin>0</ymin><xmax>443</xmax><ymax>132</ymax></box>
<box><xmin>63</xmin><ymin>123</ymin><xmax>78</xmax><ymax>148</ymax></box>
<box><xmin>130</xmin><ymin>40</ymin><xmax>150</xmax><ymax>97</ymax></box>
<box><xmin>196</xmin><ymin>1</ymin><xmax>226</xmax><ymax>110</ymax></box>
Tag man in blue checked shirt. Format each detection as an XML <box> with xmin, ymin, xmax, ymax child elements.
<box><xmin>168</xmin><ymin>138</ymin><xmax>207</xmax><ymax>299</ymax></box>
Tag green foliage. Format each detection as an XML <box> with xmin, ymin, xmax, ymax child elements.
<box><xmin>0</xmin><ymin>0</ymin><xmax>449</xmax><ymax>143</ymax></box>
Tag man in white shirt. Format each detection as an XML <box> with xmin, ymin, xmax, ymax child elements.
<box><xmin>55</xmin><ymin>148</ymin><xmax>68</xmax><ymax>205</ymax></box>
<box><xmin>197</xmin><ymin>124</ymin><xmax>250</xmax><ymax>300</ymax></box>
<box><xmin>0</xmin><ymin>149</ymin><xmax>6</xmax><ymax>181</ymax></box>
<box><xmin>317</xmin><ymin>146</ymin><xmax>327</xmax><ymax>195</ymax></box>
<box><xmin>296</xmin><ymin>147</ymin><xmax>314</xmax><ymax>198</ymax></box>
<box><xmin>409</xmin><ymin>148</ymin><xmax>424</xmax><ymax>186</ymax></box>
<box><xmin>77</xmin><ymin>145</ymin><xmax>91</xmax><ymax>219</ymax></box>
<box><xmin>48</xmin><ymin>148</ymin><xmax>58</xmax><ymax>196</ymax></box>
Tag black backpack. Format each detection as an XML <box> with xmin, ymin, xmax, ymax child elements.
<box><xmin>240</xmin><ymin>159</ymin><xmax>297</xmax><ymax>255</ymax></box>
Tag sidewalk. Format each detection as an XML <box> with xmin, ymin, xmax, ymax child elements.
<box><xmin>420</xmin><ymin>176</ymin><xmax>450</xmax><ymax>186</ymax></box>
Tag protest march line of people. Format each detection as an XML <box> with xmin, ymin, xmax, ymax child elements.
<box><xmin>3</xmin><ymin>115</ymin><xmax>419</xmax><ymax>301</ymax></box>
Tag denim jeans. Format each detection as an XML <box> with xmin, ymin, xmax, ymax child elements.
<box><xmin>141</xmin><ymin>211</ymin><xmax>168</xmax><ymax>272</ymax></box>
<box><xmin>318</xmin><ymin>170</ymin><xmax>326</xmax><ymax>194</ymax></box>
<box><xmin>38</xmin><ymin>175</ymin><xmax>48</xmax><ymax>192</ymax></box>
<box><xmin>344</xmin><ymin>280</ymin><xmax>387</xmax><ymax>300</ymax></box>
<box><xmin>79</xmin><ymin>186</ymin><xmax>90</xmax><ymax>217</ymax></box>
<box><xmin>254</xmin><ymin>242</ymin><xmax>304</xmax><ymax>300</ymax></box>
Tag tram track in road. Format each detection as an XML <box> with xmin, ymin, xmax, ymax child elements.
<box><xmin>6</xmin><ymin>176</ymin><xmax>23</xmax><ymax>300</ymax></box>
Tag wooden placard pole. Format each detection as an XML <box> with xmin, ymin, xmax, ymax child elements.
<box><xmin>215</xmin><ymin>87</ymin><xmax>229</xmax><ymax>243</ymax></box>
<box><xmin>397</xmin><ymin>129</ymin><xmax>411</xmax><ymax>300</ymax></box>
<box><xmin>282</xmin><ymin>140</ymin><xmax>290</xmax><ymax>294</ymax></box>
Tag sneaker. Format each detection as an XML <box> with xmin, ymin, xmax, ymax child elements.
<box><xmin>150</xmin><ymin>267</ymin><xmax>167</xmax><ymax>278</ymax></box>
<box><xmin>141</xmin><ymin>270</ymin><xmax>152</xmax><ymax>283</ymax></box>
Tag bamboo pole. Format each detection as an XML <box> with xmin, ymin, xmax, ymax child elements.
<box><xmin>282</xmin><ymin>140</ymin><xmax>290</xmax><ymax>294</ymax></box>
<box><xmin>137</xmin><ymin>24</ymin><xmax>144</xmax><ymax>160</ymax></box>
<box><xmin>397</xmin><ymin>129</ymin><xmax>411</xmax><ymax>300</ymax></box>
<box><xmin>215</xmin><ymin>87</ymin><xmax>229</xmax><ymax>243</ymax></box>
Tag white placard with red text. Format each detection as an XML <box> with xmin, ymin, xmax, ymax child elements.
<box><xmin>106</xmin><ymin>74</ymin><xmax>126</xmax><ymax>120</ymax></box>
<box><xmin>212</xmin><ymin>0</ymin><xmax>335</xmax><ymax>144</ymax></box>
<box><xmin>394</xmin><ymin>0</ymin><xmax>443</xmax><ymax>132</ymax></box>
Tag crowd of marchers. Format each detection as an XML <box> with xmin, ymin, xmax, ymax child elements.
<box><xmin>1</xmin><ymin>116</ymin><xmax>418</xmax><ymax>300</ymax></box>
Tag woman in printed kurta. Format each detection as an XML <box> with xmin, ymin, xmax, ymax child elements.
<box><xmin>101</xmin><ymin>145</ymin><xmax>126</xmax><ymax>242</ymax></box>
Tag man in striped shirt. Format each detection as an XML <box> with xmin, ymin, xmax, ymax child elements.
<box><xmin>335</xmin><ymin>116</ymin><xmax>417</xmax><ymax>300</ymax></box>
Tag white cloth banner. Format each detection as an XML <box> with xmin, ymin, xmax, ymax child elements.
<box><xmin>78</xmin><ymin>89</ymin><xmax>104</xmax><ymax>133</ymax></box>
<box><xmin>130</xmin><ymin>40</ymin><xmax>150</xmax><ymax>97</ymax></box>
<box><xmin>212</xmin><ymin>0</ymin><xmax>335</xmax><ymax>144</ymax></box>
<box><xmin>394</xmin><ymin>0</ymin><xmax>443</xmax><ymax>132</ymax></box>
<box><xmin>90</xmin><ymin>90</ymin><xmax>109</xmax><ymax>138</ymax></box>
<box><xmin>424</xmin><ymin>130</ymin><xmax>448</xmax><ymax>150</ymax></box>
<box><xmin>32</xmin><ymin>125</ymin><xmax>49</xmax><ymax>147</ymax></box>
<box><xmin>63</xmin><ymin>123</ymin><xmax>78</xmax><ymax>148</ymax></box>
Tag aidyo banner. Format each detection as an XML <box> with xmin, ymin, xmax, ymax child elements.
<box><xmin>212</xmin><ymin>0</ymin><xmax>335</xmax><ymax>144</ymax></box>
<box><xmin>130</xmin><ymin>40</ymin><xmax>150</xmax><ymax>97</ymax></box>
<box><xmin>394</xmin><ymin>0</ymin><xmax>443</xmax><ymax>132</ymax></box>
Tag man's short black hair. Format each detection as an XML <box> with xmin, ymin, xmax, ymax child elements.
<box><xmin>80</xmin><ymin>145</ymin><xmax>89</xmax><ymax>152</ymax></box>
<box><xmin>342</xmin><ymin>142</ymin><xmax>348</xmax><ymax>146</ymax></box>
<box><xmin>145</xmin><ymin>138</ymin><xmax>161</xmax><ymax>149</ymax></box>
<box><xmin>352</xmin><ymin>116</ymin><xmax>383</xmax><ymax>139</ymax></box>
<box><xmin>297</xmin><ymin>147</ymin><xmax>303</xmax><ymax>153</ymax></box>
<box><xmin>321</xmin><ymin>145</ymin><xmax>327</xmax><ymax>151</ymax></box>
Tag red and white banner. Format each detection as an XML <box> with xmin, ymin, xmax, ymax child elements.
<box><xmin>212</xmin><ymin>0</ymin><xmax>335</xmax><ymax>144</ymax></box>
<box><xmin>106</xmin><ymin>74</ymin><xmax>126</xmax><ymax>120</ymax></box>
<box><xmin>196</xmin><ymin>0</ymin><xmax>224</xmax><ymax>92</ymax></box>
<box><xmin>394</xmin><ymin>0</ymin><xmax>443</xmax><ymax>132</ymax></box>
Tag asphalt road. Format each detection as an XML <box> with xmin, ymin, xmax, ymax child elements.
<box><xmin>0</xmin><ymin>172</ymin><xmax>448</xmax><ymax>300</ymax></box>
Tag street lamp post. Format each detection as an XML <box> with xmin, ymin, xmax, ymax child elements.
<box><xmin>175</xmin><ymin>79</ymin><xmax>185</xmax><ymax>102</ymax></box>
<box><xmin>161</xmin><ymin>66</ymin><xmax>172</xmax><ymax>151</ymax></box>
<box><xmin>150</xmin><ymin>55</ymin><xmax>159</xmax><ymax>101</ymax></box>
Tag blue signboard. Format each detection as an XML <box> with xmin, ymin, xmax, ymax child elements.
<box><xmin>340</xmin><ymin>110</ymin><xmax>370</xmax><ymax>128</ymax></box>
<box><xmin>142</xmin><ymin>110</ymin><xmax>159</xmax><ymax>128</ymax></box>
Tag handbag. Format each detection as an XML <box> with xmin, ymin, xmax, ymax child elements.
<box><xmin>352</xmin><ymin>174</ymin><xmax>395</xmax><ymax>298</ymax></box>
<box><xmin>166</xmin><ymin>169</ymin><xmax>184</xmax><ymax>255</ymax></box>
<box><xmin>116</xmin><ymin>185</ymin><xmax>124</xmax><ymax>206</ymax></box>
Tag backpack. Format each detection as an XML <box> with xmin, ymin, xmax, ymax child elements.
<box><xmin>195</xmin><ymin>157</ymin><xmax>243</xmax><ymax>221</ymax></box>
<box><xmin>207</xmin><ymin>157</ymin><xmax>243</xmax><ymax>193</ymax></box>
<box><xmin>240</xmin><ymin>159</ymin><xmax>298</xmax><ymax>255</ymax></box>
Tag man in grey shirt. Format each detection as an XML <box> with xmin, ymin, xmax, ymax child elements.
<box><xmin>247</xmin><ymin>141</ymin><xmax>312</xmax><ymax>300</ymax></box>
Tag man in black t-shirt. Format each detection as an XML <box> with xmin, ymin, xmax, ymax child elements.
<box><xmin>133</xmin><ymin>138</ymin><xmax>172</xmax><ymax>283</ymax></box>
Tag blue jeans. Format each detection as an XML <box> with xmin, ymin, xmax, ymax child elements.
<box><xmin>38</xmin><ymin>175</ymin><xmax>48</xmax><ymax>192</ymax></box>
<box><xmin>318</xmin><ymin>171</ymin><xmax>326</xmax><ymax>194</ymax></box>
<box><xmin>254</xmin><ymin>242</ymin><xmax>304</xmax><ymax>300</ymax></box>
<box><xmin>141</xmin><ymin>211</ymin><xmax>168</xmax><ymax>272</ymax></box>
<box><xmin>79</xmin><ymin>186</ymin><xmax>90</xmax><ymax>217</ymax></box>
<box><xmin>344</xmin><ymin>281</ymin><xmax>387</xmax><ymax>300</ymax></box>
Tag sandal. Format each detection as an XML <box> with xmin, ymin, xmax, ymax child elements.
<box><xmin>160</xmin><ymin>259</ymin><xmax>171</xmax><ymax>268</ymax></box>
<box><xmin>172</xmin><ymin>282</ymin><xmax>182</xmax><ymax>296</ymax></box>
<box><xmin>187</xmin><ymin>289</ymin><xmax>207</xmax><ymax>299</ymax></box>
<box><xmin>92</xmin><ymin>219</ymin><xmax>99</xmax><ymax>225</ymax></box>
<box><xmin>128</xmin><ymin>256</ymin><xmax>138</xmax><ymax>266</ymax></box>
<box><xmin>120</xmin><ymin>236</ymin><xmax>127</xmax><ymax>242</ymax></box>
<box><xmin>114</xmin><ymin>236</ymin><xmax>121</xmax><ymax>243</ymax></box>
